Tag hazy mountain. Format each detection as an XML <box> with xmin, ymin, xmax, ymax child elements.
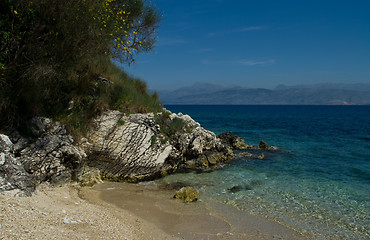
<box><xmin>275</xmin><ymin>83</ymin><xmax>370</xmax><ymax>92</ymax></box>
<box><xmin>159</xmin><ymin>83</ymin><xmax>370</xmax><ymax>105</ymax></box>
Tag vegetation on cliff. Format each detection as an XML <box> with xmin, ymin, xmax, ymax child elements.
<box><xmin>0</xmin><ymin>0</ymin><xmax>162</xmax><ymax>132</ymax></box>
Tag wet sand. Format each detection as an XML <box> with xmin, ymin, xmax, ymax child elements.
<box><xmin>90</xmin><ymin>182</ymin><xmax>310</xmax><ymax>240</ymax></box>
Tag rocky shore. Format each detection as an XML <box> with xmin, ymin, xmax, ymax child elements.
<box><xmin>0</xmin><ymin>109</ymin><xmax>292</xmax><ymax>239</ymax></box>
<box><xmin>1</xmin><ymin>109</ymin><xmax>272</xmax><ymax>196</ymax></box>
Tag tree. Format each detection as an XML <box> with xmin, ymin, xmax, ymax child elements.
<box><xmin>0</xmin><ymin>0</ymin><xmax>161</xmax><ymax>127</ymax></box>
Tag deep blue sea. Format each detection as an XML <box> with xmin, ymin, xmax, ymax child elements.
<box><xmin>160</xmin><ymin>105</ymin><xmax>370</xmax><ymax>239</ymax></box>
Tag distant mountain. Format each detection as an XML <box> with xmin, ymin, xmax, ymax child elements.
<box><xmin>159</xmin><ymin>83</ymin><xmax>370</xmax><ymax>105</ymax></box>
<box><xmin>275</xmin><ymin>83</ymin><xmax>370</xmax><ymax>92</ymax></box>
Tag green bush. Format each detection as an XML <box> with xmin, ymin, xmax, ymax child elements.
<box><xmin>155</xmin><ymin>111</ymin><xmax>193</xmax><ymax>140</ymax></box>
<box><xmin>0</xmin><ymin>0</ymin><xmax>162</xmax><ymax>132</ymax></box>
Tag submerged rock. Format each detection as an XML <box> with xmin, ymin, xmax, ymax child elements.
<box><xmin>228</xmin><ymin>184</ymin><xmax>253</xmax><ymax>193</ymax></box>
<box><xmin>174</xmin><ymin>186</ymin><xmax>199</xmax><ymax>202</ymax></box>
<box><xmin>228</xmin><ymin>185</ymin><xmax>243</xmax><ymax>193</ymax></box>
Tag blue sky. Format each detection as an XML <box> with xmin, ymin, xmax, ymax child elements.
<box><xmin>121</xmin><ymin>0</ymin><xmax>370</xmax><ymax>90</ymax></box>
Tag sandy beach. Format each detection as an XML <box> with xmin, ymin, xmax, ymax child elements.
<box><xmin>1</xmin><ymin>182</ymin><xmax>309</xmax><ymax>240</ymax></box>
<box><xmin>0</xmin><ymin>184</ymin><xmax>177</xmax><ymax>240</ymax></box>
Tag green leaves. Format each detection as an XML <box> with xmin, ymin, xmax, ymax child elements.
<box><xmin>0</xmin><ymin>0</ymin><xmax>161</xmax><ymax>128</ymax></box>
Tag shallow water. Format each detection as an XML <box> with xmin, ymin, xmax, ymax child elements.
<box><xmin>94</xmin><ymin>181</ymin><xmax>307</xmax><ymax>239</ymax></box>
<box><xmin>160</xmin><ymin>105</ymin><xmax>370</xmax><ymax>240</ymax></box>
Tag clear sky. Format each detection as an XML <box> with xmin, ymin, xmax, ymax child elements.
<box><xmin>121</xmin><ymin>0</ymin><xmax>370</xmax><ymax>91</ymax></box>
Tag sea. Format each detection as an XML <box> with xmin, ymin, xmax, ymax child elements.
<box><xmin>158</xmin><ymin>105</ymin><xmax>370</xmax><ymax>239</ymax></box>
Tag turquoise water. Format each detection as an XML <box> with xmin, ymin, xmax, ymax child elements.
<box><xmin>160</xmin><ymin>105</ymin><xmax>370</xmax><ymax>239</ymax></box>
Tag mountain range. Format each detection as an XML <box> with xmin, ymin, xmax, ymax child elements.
<box><xmin>158</xmin><ymin>83</ymin><xmax>370</xmax><ymax>105</ymax></box>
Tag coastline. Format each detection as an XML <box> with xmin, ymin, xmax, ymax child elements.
<box><xmin>89</xmin><ymin>182</ymin><xmax>310</xmax><ymax>240</ymax></box>
<box><xmin>1</xmin><ymin>183</ymin><xmax>309</xmax><ymax>240</ymax></box>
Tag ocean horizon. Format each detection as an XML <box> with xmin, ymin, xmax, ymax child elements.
<box><xmin>159</xmin><ymin>105</ymin><xmax>370</xmax><ymax>239</ymax></box>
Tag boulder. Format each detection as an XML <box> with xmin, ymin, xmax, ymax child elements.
<box><xmin>258</xmin><ymin>140</ymin><xmax>274</xmax><ymax>150</ymax></box>
<box><xmin>217</xmin><ymin>132</ymin><xmax>250</xmax><ymax>149</ymax></box>
<box><xmin>77</xmin><ymin>166</ymin><xmax>103</xmax><ymax>187</ymax></box>
<box><xmin>174</xmin><ymin>186</ymin><xmax>199</xmax><ymax>202</ymax></box>
<box><xmin>83</xmin><ymin>111</ymin><xmax>173</xmax><ymax>182</ymax></box>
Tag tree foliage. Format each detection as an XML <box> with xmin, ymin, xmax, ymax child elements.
<box><xmin>0</xmin><ymin>0</ymin><xmax>161</xmax><ymax>128</ymax></box>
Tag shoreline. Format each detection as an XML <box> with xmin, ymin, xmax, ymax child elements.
<box><xmin>1</xmin><ymin>182</ymin><xmax>310</xmax><ymax>240</ymax></box>
<box><xmin>89</xmin><ymin>181</ymin><xmax>310</xmax><ymax>240</ymax></box>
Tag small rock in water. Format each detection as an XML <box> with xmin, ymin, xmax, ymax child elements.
<box><xmin>174</xmin><ymin>187</ymin><xmax>199</xmax><ymax>202</ymax></box>
<box><xmin>258</xmin><ymin>140</ymin><xmax>270</xmax><ymax>150</ymax></box>
<box><xmin>228</xmin><ymin>186</ymin><xmax>243</xmax><ymax>193</ymax></box>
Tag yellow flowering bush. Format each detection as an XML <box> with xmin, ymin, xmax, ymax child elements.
<box><xmin>92</xmin><ymin>0</ymin><xmax>160</xmax><ymax>63</ymax></box>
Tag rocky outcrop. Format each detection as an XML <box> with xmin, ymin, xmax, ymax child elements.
<box><xmin>18</xmin><ymin>118</ymin><xmax>86</xmax><ymax>184</ymax></box>
<box><xmin>83</xmin><ymin>111</ymin><xmax>173</xmax><ymax>182</ymax></box>
<box><xmin>1</xmin><ymin>118</ymin><xmax>86</xmax><ymax>195</ymax></box>
<box><xmin>166</xmin><ymin>112</ymin><xmax>234</xmax><ymax>172</ymax></box>
<box><xmin>82</xmin><ymin>111</ymin><xmax>234</xmax><ymax>182</ymax></box>
<box><xmin>217</xmin><ymin>132</ymin><xmax>250</xmax><ymax>149</ymax></box>
<box><xmin>0</xmin><ymin>110</ymin><xmax>240</xmax><ymax>195</ymax></box>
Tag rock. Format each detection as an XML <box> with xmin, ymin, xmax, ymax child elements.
<box><xmin>228</xmin><ymin>185</ymin><xmax>243</xmax><ymax>193</ymax></box>
<box><xmin>0</xmin><ymin>134</ymin><xmax>36</xmax><ymax>196</ymax></box>
<box><xmin>228</xmin><ymin>184</ymin><xmax>253</xmax><ymax>193</ymax></box>
<box><xmin>174</xmin><ymin>187</ymin><xmax>199</xmax><ymax>202</ymax></box>
<box><xmin>1</xmin><ymin>117</ymin><xmax>86</xmax><ymax>196</ymax></box>
<box><xmin>83</xmin><ymin>110</ymin><xmax>234</xmax><ymax>181</ymax></box>
<box><xmin>77</xmin><ymin>167</ymin><xmax>103</xmax><ymax>187</ymax></box>
<box><xmin>218</xmin><ymin>132</ymin><xmax>249</xmax><ymax>149</ymax></box>
<box><xmin>258</xmin><ymin>140</ymin><xmax>274</xmax><ymax>150</ymax></box>
<box><xmin>236</xmin><ymin>152</ymin><xmax>253</xmax><ymax>158</ymax></box>
<box><xmin>1</xmin><ymin>109</ymin><xmax>242</xmax><ymax>194</ymax></box>
<box><xmin>19</xmin><ymin>118</ymin><xmax>85</xmax><ymax>184</ymax></box>
<box><xmin>84</xmin><ymin>111</ymin><xmax>173</xmax><ymax>182</ymax></box>
<box><xmin>235</xmin><ymin>151</ymin><xmax>265</xmax><ymax>160</ymax></box>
